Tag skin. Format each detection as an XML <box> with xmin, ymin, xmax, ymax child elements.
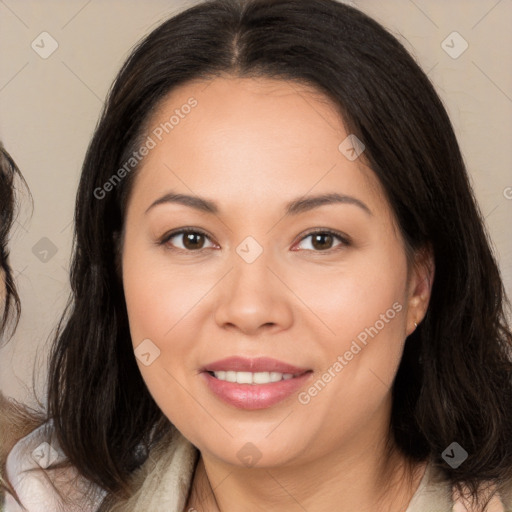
<box><xmin>121</xmin><ymin>76</ymin><xmax>434</xmax><ymax>512</ymax></box>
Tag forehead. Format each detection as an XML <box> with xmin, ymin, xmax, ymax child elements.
<box><xmin>130</xmin><ymin>76</ymin><xmax>389</xmax><ymax>221</ymax></box>
<box><xmin>149</xmin><ymin>75</ymin><xmax>347</xmax><ymax>151</ymax></box>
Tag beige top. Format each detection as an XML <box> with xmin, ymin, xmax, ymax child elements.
<box><xmin>404</xmin><ymin>462</ymin><xmax>507</xmax><ymax>512</ymax></box>
<box><xmin>4</xmin><ymin>422</ymin><xmax>511</xmax><ymax>511</ymax></box>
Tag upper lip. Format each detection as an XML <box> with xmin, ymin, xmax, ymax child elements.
<box><xmin>201</xmin><ymin>356</ymin><xmax>311</xmax><ymax>375</ymax></box>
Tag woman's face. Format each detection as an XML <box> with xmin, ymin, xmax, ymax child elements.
<box><xmin>121</xmin><ymin>76</ymin><xmax>432</xmax><ymax>468</ymax></box>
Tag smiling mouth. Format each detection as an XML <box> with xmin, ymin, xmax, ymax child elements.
<box><xmin>206</xmin><ymin>370</ymin><xmax>311</xmax><ymax>384</ymax></box>
<box><xmin>202</xmin><ymin>369</ymin><xmax>314</xmax><ymax>410</ymax></box>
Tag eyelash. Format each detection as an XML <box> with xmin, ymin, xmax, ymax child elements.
<box><xmin>158</xmin><ymin>227</ymin><xmax>351</xmax><ymax>254</ymax></box>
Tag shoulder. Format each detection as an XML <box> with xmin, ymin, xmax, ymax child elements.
<box><xmin>109</xmin><ymin>428</ymin><xmax>199</xmax><ymax>512</ymax></box>
<box><xmin>451</xmin><ymin>474</ymin><xmax>512</xmax><ymax>512</ymax></box>
<box><xmin>408</xmin><ymin>462</ymin><xmax>512</xmax><ymax>512</ymax></box>
<box><xmin>4</xmin><ymin>420</ymin><xmax>106</xmax><ymax>512</ymax></box>
<box><xmin>496</xmin><ymin>476</ymin><xmax>512</xmax><ymax>511</ymax></box>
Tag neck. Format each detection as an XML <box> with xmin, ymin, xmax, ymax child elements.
<box><xmin>185</xmin><ymin>424</ymin><xmax>426</xmax><ymax>512</ymax></box>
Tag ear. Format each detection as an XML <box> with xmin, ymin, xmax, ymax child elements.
<box><xmin>405</xmin><ymin>243</ymin><xmax>435</xmax><ymax>336</ymax></box>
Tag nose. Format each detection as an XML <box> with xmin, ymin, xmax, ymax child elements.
<box><xmin>213</xmin><ymin>250</ymin><xmax>294</xmax><ymax>336</ymax></box>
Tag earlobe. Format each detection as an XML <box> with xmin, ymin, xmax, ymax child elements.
<box><xmin>406</xmin><ymin>244</ymin><xmax>435</xmax><ymax>333</ymax></box>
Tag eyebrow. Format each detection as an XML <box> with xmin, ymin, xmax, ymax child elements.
<box><xmin>145</xmin><ymin>191</ymin><xmax>372</xmax><ymax>217</ymax></box>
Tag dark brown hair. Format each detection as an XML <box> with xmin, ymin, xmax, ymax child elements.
<box><xmin>6</xmin><ymin>0</ymin><xmax>512</xmax><ymax>509</ymax></box>
<box><xmin>0</xmin><ymin>143</ymin><xmax>23</xmax><ymax>338</ymax></box>
<box><xmin>0</xmin><ymin>143</ymin><xmax>34</xmax><ymax>507</ymax></box>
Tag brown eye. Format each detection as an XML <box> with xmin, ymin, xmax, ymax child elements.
<box><xmin>311</xmin><ymin>233</ymin><xmax>334</xmax><ymax>250</ymax></box>
<box><xmin>294</xmin><ymin>230</ymin><xmax>350</xmax><ymax>252</ymax></box>
<box><xmin>182</xmin><ymin>232</ymin><xmax>206</xmax><ymax>250</ymax></box>
<box><xmin>161</xmin><ymin>229</ymin><xmax>215</xmax><ymax>252</ymax></box>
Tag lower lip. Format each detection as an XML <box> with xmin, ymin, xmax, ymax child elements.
<box><xmin>201</xmin><ymin>371</ymin><xmax>313</xmax><ymax>410</ymax></box>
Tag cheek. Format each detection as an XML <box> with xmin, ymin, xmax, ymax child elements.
<box><xmin>122</xmin><ymin>242</ymin><xmax>216</xmax><ymax>379</ymax></box>
<box><xmin>122</xmin><ymin>245</ymin><xmax>206</xmax><ymax>425</ymax></box>
<box><xmin>123</xmin><ymin>267</ymin><xmax>166</xmax><ymax>347</ymax></box>
<box><xmin>122</xmin><ymin>233</ymin><xmax>176</xmax><ymax>374</ymax></box>
<box><xmin>294</xmin><ymin>240</ymin><xmax>408</xmax><ymax>407</ymax></box>
<box><xmin>292</xmin><ymin>289</ymin><xmax>407</xmax><ymax>449</ymax></box>
<box><xmin>295</xmin><ymin>242</ymin><xmax>408</xmax><ymax>346</ymax></box>
<box><xmin>122</xmin><ymin>238</ymin><xmax>200</xmax><ymax>342</ymax></box>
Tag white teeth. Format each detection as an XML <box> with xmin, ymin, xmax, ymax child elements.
<box><xmin>236</xmin><ymin>371</ymin><xmax>253</xmax><ymax>384</ymax></box>
<box><xmin>211</xmin><ymin>371</ymin><xmax>295</xmax><ymax>384</ymax></box>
